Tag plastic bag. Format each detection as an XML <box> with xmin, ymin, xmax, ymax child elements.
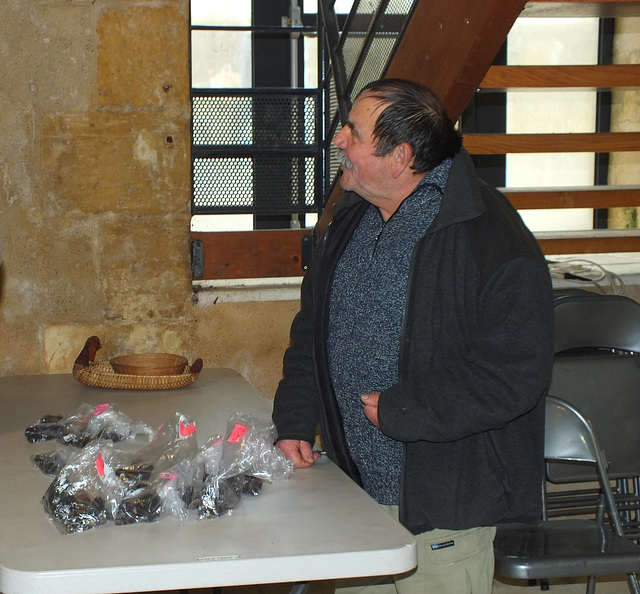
<box><xmin>31</xmin><ymin>444</ymin><xmax>74</xmax><ymax>477</ymax></box>
<box><xmin>197</xmin><ymin>414</ymin><xmax>293</xmax><ymax>519</ymax></box>
<box><xmin>111</xmin><ymin>412</ymin><xmax>198</xmax><ymax>524</ymax></box>
<box><xmin>156</xmin><ymin>463</ymin><xmax>192</xmax><ymax>521</ymax></box>
<box><xmin>85</xmin><ymin>403</ymin><xmax>153</xmax><ymax>443</ymax></box>
<box><xmin>196</xmin><ymin>435</ymin><xmax>238</xmax><ymax>518</ymax></box>
<box><xmin>179</xmin><ymin>434</ymin><xmax>221</xmax><ymax>512</ymax></box>
<box><xmin>219</xmin><ymin>412</ymin><xmax>295</xmax><ymax>482</ymax></box>
<box><xmin>25</xmin><ymin>403</ymin><xmax>152</xmax><ymax>447</ymax></box>
<box><xmin>113</xmin><ymin>480</ymin><xmax>163</xmax><ymax>525</ymax></box>
<box><xmin>114</xmin><ymin>412</ymin><xmax>198</xmax><ymax>489</ymax></box>
<box><xmin>116</xmin><ymin>456</ymin><xmax>197</xmax><ymax>524</ymax></box>
<box><xmin>42</xmin><ymin>441</ymin><xmax>126</xmax><ymax>533</ymax></box>
<box><xmin>24</xmin><ymin>414</ymin><xmax>66</xmax><ymax>444</ymax></box>
<box><xmin>199</xmin><ymin>474</ymin><xmax>243</xmax><ymax>519</ymax></box>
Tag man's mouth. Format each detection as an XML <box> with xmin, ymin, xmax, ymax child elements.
<box><xmin>336</xmin><ymin>148</ymin><xmax>353</xmax><ymax>170</ymax></box>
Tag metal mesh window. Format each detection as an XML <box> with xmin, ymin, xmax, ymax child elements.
<box><xmin>193</xmin><ymin>155</ymin><xmax>317</xmax><ymax>212</ymax></box>
<box><xmin>192</xmin><ymin>90</ymin><xmax>322</xmax><ymax>214</ymax></box>
<box><xmin>193</xmin><ymin>93</ymin><xmax>317</xmax><ymax>146</ymax></box>
<box><xmin>190</xmin><ymin>0</ymin><xmax>419</xmax><ymax>218</ymax></box>
<box><xmin>324</xmin><ymin>0</ymin><xmax>418</xmax><ymax>187</ymax></box>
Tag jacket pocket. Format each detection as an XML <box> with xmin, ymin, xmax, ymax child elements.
<box><xmin>484</xmin><ymin>431</ymin><xmax>511</xmax><ymax>498</ymax></box>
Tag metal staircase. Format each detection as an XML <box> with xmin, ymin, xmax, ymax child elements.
<box><xmin>320</xmin><ymin>0</ymin><xmax>640</xmax><ymax>255</ymax></box>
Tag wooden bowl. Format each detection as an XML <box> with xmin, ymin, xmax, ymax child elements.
<box><xmin>109</xmin><ymin>353</ymin><xmax>188</xmax><ymax>376</ymax></box>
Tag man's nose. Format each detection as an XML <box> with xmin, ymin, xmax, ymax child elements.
<box><xmin>332</xmin><ymin>127</ymin><xmax>347</xmax><ymax>148</ymax></box>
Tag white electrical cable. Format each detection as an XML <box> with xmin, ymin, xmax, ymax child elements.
<box><xmin>547</xmin><ymin>258</ymin><xmax>626</xmax><ymax>295</ymax></box>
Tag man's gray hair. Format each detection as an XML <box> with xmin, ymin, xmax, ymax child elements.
<box><xmin>356</xmin><ymin>79</ymin><xmax>462</xmax><ymax>173</ymax></box>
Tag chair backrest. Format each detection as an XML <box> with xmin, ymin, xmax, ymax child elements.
<box><xmin>545</xmin><ymin>395</ymin><xmax>627</xmax><ymax>538</ymax></box>
<box><xmin>545</xmin><ymin>395</ymin><xmax>601</xmax><ymax>465</ymax></box>
<box><xmin>548</xmin><ymin>353</ymin><xmax>640</xmax><ymax>482</ymax></box>
<box><xmin>553</xmin><ymin>290</ymin><xmax>640</xmax><ymax>355</ymax></box>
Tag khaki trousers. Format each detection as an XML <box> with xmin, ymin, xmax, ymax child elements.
<box><xmin>335</xmin><ymin>506</ymin><xmax>496</xmax><ymax>594</ymax></box>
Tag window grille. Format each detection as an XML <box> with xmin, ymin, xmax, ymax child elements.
<box><xmin>192</xmin><ymin>89</ymin><xmax>322</xmax><ymax>214</ymax></box>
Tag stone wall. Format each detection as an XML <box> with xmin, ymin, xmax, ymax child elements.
<box><xmin>609</xmin><ymin>17</ymin><xmax>640</xmax><ymax>229</ymax></box>
<box><xmin>0</xmin><ymin>0</ymin><xmax>297</xmax><ymax>397</ymax></box>
<box><xmin>0</xmin><ymin>1</ymin><xmax>638</xmax><ymax>398</ymax></box>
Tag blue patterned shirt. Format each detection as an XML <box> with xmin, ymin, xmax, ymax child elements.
<box><xmin>327</xmin><ymin>158</ymin><xmax>451</xmax><ymax>504</ymax></box>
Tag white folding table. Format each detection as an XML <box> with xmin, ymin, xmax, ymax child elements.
<box><xmin>0</xmin><ymin>368</ymin><xmax>416</xmax><ymax>594</ymax></box>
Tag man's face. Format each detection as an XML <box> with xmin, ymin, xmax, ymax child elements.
<box><xmin>332</xmin><ymin>95</ymin><xmax>394</xmax><ymax>203</ymax></box>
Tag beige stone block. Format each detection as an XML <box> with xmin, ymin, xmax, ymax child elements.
<box><xmin>0</xmin><ymin>316</ymin><xmax>43</xmax><ymax>376</ymax></box>
<box><xmin>0</xmin><ymin>212</ymin><xmax>103</xmax><ymax>345</ymax></box>
<box><xmin>42</xmin><ymin>111</ymin><xmax>190</xmax><ymax>216</ymax></box>
<box><xmin>101</xmin><ymin>215</ymin><xmax>192</xmax><ymax>321</ymax></box>
<box><xmin>44</xmin><ymin>324</ymin><xmax>102</xmax><ymax>374</ymax></box>
<box><xmin>608</xmin><ymin>207</ymin><xmax>639</xmax><ymax>230</ymax></box>
<box><xmin>0</xmin><ymin>4</ymin><xmax>94</xmax><ymax>112</ymax></box>
<box><xmin>611</xmin><ymin>89</ymin><xmax>640</xmax><ymax>132</ymax></box>
<box><xmin>97</xmin><ymin>6</ymin><xmax>190</xmax><ymax>108</ymax></box>
<box><xmin>193</xmin><ymin>300</ymin><xmax>299</xmax><ymax>397</ymax></box>
<box><xmin>610</xmin><ymin>152</ymin><xmax>640</xmax><ymax>186</ymax></box>
<box><xmin>44</xmin><ymin>321</ymin><xmax>197</xmax><ymax>375</ymax></box>
<box><xmin>614</xmin><ymin>17</ymin><xmax>640</xmax><ymax>63</ymax></box>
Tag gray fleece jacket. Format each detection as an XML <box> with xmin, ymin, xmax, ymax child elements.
<box><xmin>273</xmin><ymin>148</ymin><xmax>555</xmax><ymax>535</ymax></box>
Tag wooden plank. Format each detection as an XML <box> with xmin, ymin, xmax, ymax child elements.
<box><xmin>537</xmin><ymin>234</ymin><xmax>640</xmax><ymax>254</ymax></box>
<box><xmin>386</xmin><ymin>0</ymin><xmax>528</xmax><ymax>121</ymax></box>
<box><xmin>503</xmin><ymin>186</ymin><xmax>640</xmax><ymax>209</ymax></box>
<box><xmin>522</xmin><ymin>0</ymin><xmax>640</xmax><ymax>17</ymax></box>
<box><xmin>463</xmin><ymin>132</ymin><xmax>640</xmax><ymax>154</ymax></box>
<box><xmin>191</xmin><ymin>230</ymin><xmax>312</xmax><ymax>280</ymax></box>
<box><xmin>318</xmin><ymin>0</ymin><xmax>529</xmax><ymax>238</ymax></box>
<box><xmin>480</xmin><ymin>65</ymin><xmax>640</xmax><ymax>90</ymax></box>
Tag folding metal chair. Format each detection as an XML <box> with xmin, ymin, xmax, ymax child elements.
<box><xmin>547</xmin><ymin>354</ymin><xmax>640</xmax><ymax>540</ymax></box>
<box><xmin>494</xmin><ymin>396</ymin><xmax>640</xmax><ymax>594</ymax></box>
<box><xmin>553</xmin><ymin>289</ymin><xmax>640</xmax><ymax>355</ymax></box>
<box><xmin>549</xmin><ymin>290</ymin><xmax>640</xmax><ymax>541</ymax></box>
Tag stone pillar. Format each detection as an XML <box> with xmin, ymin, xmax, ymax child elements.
<box><xmin>609</xmin><ymin>17</ymin><xmax>640</xmax><ymax>229</ymax></box>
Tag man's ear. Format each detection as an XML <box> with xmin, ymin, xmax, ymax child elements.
<box><xmin>391</xmin><ymin>143</ymin><xmax>413</xmax><ymax>178</ymax></box>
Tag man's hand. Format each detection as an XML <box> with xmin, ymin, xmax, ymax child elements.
<box><xmin>276</xmin><ymin>439</ymin><xmax>321</xmax><ymax>468</ymax></box>
<box><xmin>361</xmin><ymin>392</ymin><xmax>381</xmax><ymax>427</ymax></box>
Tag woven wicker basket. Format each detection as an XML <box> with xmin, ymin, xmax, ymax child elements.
<box><xmin>72</xmin><ymin>336</ymin><xmax>203</xmax><ymax>390</ymax></box>
<box><xmin>110</xmin><ymin>353</ymin><xmax>188</xmax><ymax>376</ymax></box>
<box><xmin>73</xmin><ymin>362</ymin><xmax>201</xmax><ymax>390</ymax></box>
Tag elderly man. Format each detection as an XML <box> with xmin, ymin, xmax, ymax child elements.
<box><xmin>273</xmin><ymin>79</ymin><xmax>554</xmax><ymax>593</ymax></box>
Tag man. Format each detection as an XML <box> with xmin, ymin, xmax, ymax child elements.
<box><xmin>273</xmin><ymin>79</ymin><xmax>554</xmax><ymax>593</ymax></box>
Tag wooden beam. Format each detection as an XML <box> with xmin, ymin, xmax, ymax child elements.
<box><xmin>191</xmin><ymin>230</ymin><xmax>312</xmax><ymax>280</ymax></box>
<box><xmin>463</xmin><ymin>132</ymin><xmax>640</xmax><ymax>154</ymax></box>
<box><xmin>385</xmin><ymin>0</ymin><xmax>528</xmax><ymax>121</ymax></box>
<box><xmin>480</xmin><ymin>65</ymin><xmax>640</xmax><ymax>90</ymax></box>
<box><xmin>537</xmin><ymin>234</ymin><xmax>640</xmax><ymax>254</ymax></box>
<box><xmin>503</xmin><ymin>186</ymin><xmax>640</xmax><ymax>209</ymax></box>
<box><xmin>522</xmin><ymin>0</ymin><xmax>640</xmax><ymax>18</ymax></box>
<box><xmin>317</xmin><ymin>0</ymin><xmax>529</xmax><ymax>237</ymax></box>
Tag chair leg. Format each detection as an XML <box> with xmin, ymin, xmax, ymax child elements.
<box><xmin>586</xmin><ymin>575</ymin><xmax>596</xmax><ymax>594</ymax></box>
<box><xmin>626</xmin><ymin>573</ymin><xmax>640</xmax><ymax>594</ymax></box>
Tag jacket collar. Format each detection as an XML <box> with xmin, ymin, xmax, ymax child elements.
<box><xmin>430</xmin><ymin>147</ymin><xmax>486</xmax><ymax>231</ymax></box>
<box><xmin>330</xmin><ymin>148</ymin><xmax>486</xmax><ymax>232</ymax></box>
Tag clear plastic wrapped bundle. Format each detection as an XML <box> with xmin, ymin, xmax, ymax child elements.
<box><xmin>42</xmin><ymin>441</ymin><xmax>126</xmax><ymax>533</ymax></box>
<box><xmin>84</xmin><ymin>403</ymin><xmax>153</xmax><ymax>443</ymax></box>
<box><xmin>31</xmin><ymin>444</ymin><xmax>75</xmax><ymax>477</ymax></box>
<box><xmin>197</xmin><ymin>413</ymin><xmax>294</xmax><ymax>519</ymax></box>
<box><xmin>196</xmin><ymin>435</ymin><xmax>239</xmax><ymax>519</ymax></box>
<box><xmin>219</xmin><ymin>412</ymin><xmax>295</xmax><ymax>482</ymax></box>
<box><xmin>112</xmin><ymin>413</ymin><xmax>198</xmax><ymax>523</ymax></box>
<box><xmin>113</xmin><ymin>480</ymin><xmax>164</xmax><ymax>525</ymax></box>
<box><xmin>30</xmin><ymin>409</ymin><xmax>294</xmax><ymax>530</ymax></box>
<box><xmin>25</xmin><ymin>403</ymin><xmax>152</xmax><ymax>448</ymax></box>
